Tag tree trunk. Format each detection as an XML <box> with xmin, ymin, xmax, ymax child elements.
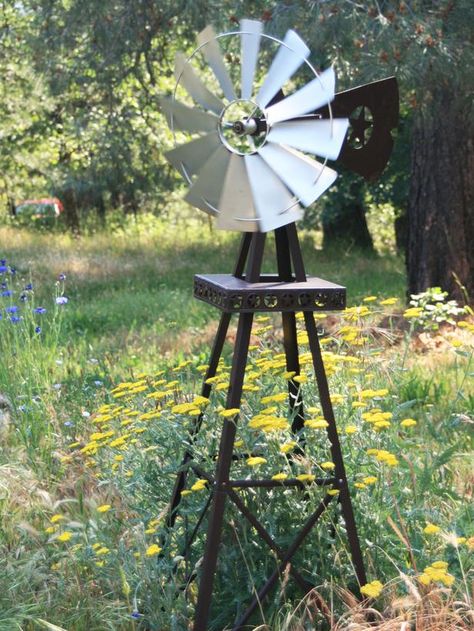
<box><xmin>407</xmin><ymin>90</ymin><xmax>474</xmax><ymax>303</ymax></box>
<box><xmin>322</xmin><ymin>176</ymin><xmax>374</xmax><ymax>251</ymax></box>
<box><xmin>61</xmin><ymin>187</ymin><xmax>81</xmax><ymax>235</ymax></box>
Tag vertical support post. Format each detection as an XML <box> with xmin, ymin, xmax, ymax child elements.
<box><xmin>193</xmin><ymin>312</ymin><xmax>254</xmax><ymax>631</ymax></box>
<box><xmin>303</xmin><ymin>312</ymin><xmax>367</xmax><ymax>588</ymax></box>
<box><xmin>275</xmin><ymin>227</ymin><xmax>304</xmax><ymax>433</ymax></box>
<box><xmin>194</xmin><ymin>233</ymin><xmax>265</xmax><ymax>631</ymax></box>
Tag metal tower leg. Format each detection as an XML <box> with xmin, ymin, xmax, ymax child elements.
<box><xmin>193</xmin><ymin>311</ymin><xmax>254</xmax><ymax>631</ymax></box>
<box><xmin>304</xmin><ymin>311</ymin><xmax>367</xmax><ymax>587</ymax></box>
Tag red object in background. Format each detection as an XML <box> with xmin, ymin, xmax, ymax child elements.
<box><xmin>15</xmin><ymin>197</ymin><xmax>64</xmax><ymax>218</ymax></box>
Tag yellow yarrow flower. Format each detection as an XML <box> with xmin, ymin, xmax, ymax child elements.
<box><xmin>380</xmin><ymin>297</ymin><xmax>397</xmax><ymax>306</ymax></box>
<box><xmin>271</xmin><ymin>473</ymin><xmax>288</xmax><ymax>481</ymax></box>
<box><xmin>401</xmin><ymin>418</ymin><xmax>417</xmax><ymax>427</ymax></box>
<box><xmin>360</xmin><ymin>580</ymin><xmax>383</xmax><ymax>598</ymax></box>
<box><xmin>296</xmin><ymin>474</ymin><xmax>315</xmax><ymax>483</ymax></box>
<box><xmin>50</xmin><ymin>514</ymin><xmax>65</xmax><ymax>524</ymax></box>
<box><xmin>363</xmin><ymin>476</ymin><xmax>377</xmax><ymax>485</ymax></box>
<box><xmin>280</xmin><ymin>441</ymin><xmax>297</xmax><ymax>454</ymax></box>
<box><xmin>320</xmin><ymin>461</ymin><xmax>335</xmax><ymax>471</ymax></box>
<box><xmin>56</xmin><ymin>531</ymin><xmax>73</xmax><ymax>543</ymax></box>
<box><xmin>219</xmin><ymin>408</ymin><xmax>240</xmax><ymax>418</ymax></box>
<box><xmin>145</xmin><ymin>544</ymin><xmax>162</xmax><ymax>557</ymax></box>
<box><xmin>304</xmin><ymin>418</ymin><xmax>329</xmax><ymax>430</ymax></box>
<box><xmin>246</xmin><ymin>457</ymin><xmax>267</xmax><ymax>467</ymax></box>
<box><xmin>191</xmin><ymin>479</ymin><xmax>207</xmax><ymax>492</ymax></box>
<box><xmin>404</xmin><ymin>307</ymin><xmax>423</xmax><ymax>319</ymax></box>
<box><xmin>96</xmin><ymin>546</ymin><xmax>110</xmax><ymax>555</ymax></box>
<box><xmin>424</xmin><ymin>523</ymin><xmax>441</xmax><ymax>535</ymax></box>
<box><xmin>97</xmin><ymin>504</ymin><xmax>112</xmax><ymax>513</ymax></box>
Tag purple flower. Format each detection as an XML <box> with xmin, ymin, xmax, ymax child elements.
<box><xmin>59</xmin><ymin>273</ymin><xmax>66</xmax><ymax>281</ymax></box>
<box><xmin>20</xmin><ymin>294</ymin><xmax>28</xmax><ymax>302</ymax></box>
<box><xmin>130</xmin><ymin>611</ymin><xmax>141</xmax><ymax>619</ymax></box>
<box><xmin>10</xmin><ymin>267</ymin><xmax>16</xmax><ymax>274</ymax></box>
<box><xmin>35</xmin><ymin>326</ymin><xmax>42</xmax><ymax>334</ymax></box>
<box><xmin>6</xmin><ymin>306</ymin><xmax>18</xmax><ymax>313</ymax></box>
<box><xmin>34</xmin><ymin>307</ymin><xmax>47</xmax><ymax>314</ymax></box>
<box><xmin>10</xmin><ymin>316</ymin><xmax>21</xmax><ymax>323</ymax></box>
<box><xmin>0</xmin><ymin>266</ymin><xmax>7</xmax><ymax>273</ymax></box>
<box><xmin>1</xmin><ymin>290</ymin><xmax>12</xmax><ymax>297</ymax></box>
<box><xmin>56</xmin><ymin>296</ymin><xmax>68</xmax><ymax>305</ymax></box>
<box><xmin>0</xmin><ymin>259</ymin><xmax>6</xmax><ymax>265</ymax></box>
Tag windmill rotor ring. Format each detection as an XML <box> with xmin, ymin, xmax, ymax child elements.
<box><xmin>162</xmin><ymin>20</ymin><xmax>350</xmax><ymax>233</ymax></box>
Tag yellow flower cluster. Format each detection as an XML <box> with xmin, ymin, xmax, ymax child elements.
<box><xmin>367</xmin><ymin>448</ymin><xmax>399</xmax><ymax>466</ymax></box>
<box><xmin>360</xmin><ymin>579</ymin><xmax>384</xmax><ymax>598</ymax></box>
<box><xmin>419</xmin><ymin>561</ymin><xmax>454</xmax><ymax>587</ymax></box>
<box><xmin>404</xmin><ymin>307</ymin><xmax>423</xmax><ymax>319</ymax></box>
<box><xmin>423</xmin><ymin>523</ymin><xmax>441</xmax><ymax>535</ymax></box>
<box><xmin>304</xmin><ymin>418</ymin><xmax>329</xmax><ymax>430</ymax></box>
<box><xmin>249</xmin><ymin>415</ymin><xmax>289</xmax><ymax>433</ymax></box>
<box><xmin>361</xmin><ymin>408</ymin><xmax>393</xmax><ymax>431</ymax></box>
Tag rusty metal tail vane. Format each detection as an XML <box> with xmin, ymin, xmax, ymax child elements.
<box><xmin>160</xmin><ymin>17</ymin><xmax>398</xmax><ymax>630</ymax></box>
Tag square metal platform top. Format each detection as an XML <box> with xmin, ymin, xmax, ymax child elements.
<box><xmin>194</xmin><ymin>274</ymin><xmax>346</xmax><ymax>313</ymax></box>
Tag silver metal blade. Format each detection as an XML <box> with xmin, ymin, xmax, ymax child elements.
<box><xmin>217</xmin><ymin>154</ymin><xmax>259</xmax><ymax>232</ymax></box>
<box><xmin>244</xmin><ymin>154</ymin><xmax>303</xmax><ymax>232</ymax></box>
<box><xmin>255</xmin><ymin>29</ymin><xmax>310</xmax><ymax>109</ymax></box>
<box><xmin>265</xmin><ymin>67</ymin><xmax>335</xmax><ymax>125</ymax></box>
<box><xmin>159</xmin><ymin>97</ymin><xmax>218</xmax><ymax>134</ymax></box>
<box><xmin>175</xmin><ymin>52</ymin><xmax>225</xmax><ymax>115</ymax></box>
<box><xmin>258</xmin><ymin>142</ymin><xmax>338</xmax><ymax>207</ymax></box>
<box><xmin>266</xmin><ymin>118</ymin><xmax>349</xmax><ymax>160</ymax></box>
<box><xmin>185</xmin><ymin>146</ymin><xmax>231</xmax><ymax>216</ymax></box>
<box><xmin>164</xmin><ymin>132</ymin><xmax>221</xmax><ymax>180</ymax></box>
<box><xmin>197</xmin><ymin>25</ymin><xmax>236</xmax><ymax>102</ymax></box>
<box><xmin>240</xmin><ymin>19</ymin><xmax>262</xmax><ymax>100</ymax></box>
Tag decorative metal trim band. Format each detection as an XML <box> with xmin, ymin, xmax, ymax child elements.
<box><xmin>194</xmin><ymin>274</ymin><xmax>346</xmax><ymax>313</ymax></box>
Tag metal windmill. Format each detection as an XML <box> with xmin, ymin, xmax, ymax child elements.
<box><xmin>160</xmin><ymin>19</ymin><xmax>398</xmax><ymax>631</ymax></box>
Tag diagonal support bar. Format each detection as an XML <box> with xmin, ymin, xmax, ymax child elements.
<box><xmin>227</xmin><ymin>488</ymin><xmax>313</xmax><ymax>594</ymax></box>
<box><xmin>167</xmin><ymin>310</ymin><xmax>232</xmax><ymax>530</ymax></box>
<box><xmin>232</xmin><ymin>493</ymin><xmax>335</xmax><ymax>629</ymax></box>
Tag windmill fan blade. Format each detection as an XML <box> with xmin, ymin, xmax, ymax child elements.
<box><xmin>217</xmin><ymin>154</ymin><xmax>259</xmax><ymax>232</ymax></box>
<box><xmin>267</xmin><ymin>118</ymin><xmax>349</xmax><ymax>160</ymax></box>
<box><xmin>165</xmin><ymin>132</ymin><xmax>221</xmax><ymax>180</ymax></box>
<box><xmin>175</xmin><ymin>52</ymin><xmax>225</xmax><ymax>115</ymax></box>
<box><xmin>240</xmin><ymin>19</ymin><xmax>262</xmax><ymax>100</ymax></box>
<box><xmin>185</xmin><ymin>146</ymin><xmax>231</xmax><ymax>216</ymax></box>
<box><xmin>255</xmin><ymin>29</ymin><xmax>310</xmax><ymax>109</ymax></box>
<box><xmin>244</xmin><ymin>154</ymin><xmax>303</xmax><ymax>232</ymax></box>
<box><xmin>197</xmin><ymin>25</ymin><xmax>237</xmax><ymax>102</ymax></box>
<box><xmin>258</xmin><ymin>142</ymin><xmax>338</xmax><ymax>207</ymax></box>
<box><xmin>159</xmin><ymin>97</ymin><xmax>218</xmax><ymax>134</ymax></box>
<box><xmin>265</xmin><ymin>67</ymin><xmax>335</xmax><ymax>125</ymax></box>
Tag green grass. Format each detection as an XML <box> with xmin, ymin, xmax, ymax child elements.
<box><xmin>0</xmin><ymin>219</ymin><xmax>406</xmax><ymax>369</ymax></box>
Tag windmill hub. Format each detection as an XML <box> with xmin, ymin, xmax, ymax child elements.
<box><xmin>218</xmin><ymin>99</ymin><xmax>267</xmax><ymax>156</ymax></box>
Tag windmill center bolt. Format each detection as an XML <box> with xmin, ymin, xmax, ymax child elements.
<box><xmin>232</xmin><ymin>118</ymin><xmax>258</xmax><ymax>136</ymax></box>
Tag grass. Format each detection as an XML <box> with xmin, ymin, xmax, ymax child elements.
<box><xmin>0</xmin><ymin>217</ymin><xmax>472</xmax><ymax>630</ymax></box>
